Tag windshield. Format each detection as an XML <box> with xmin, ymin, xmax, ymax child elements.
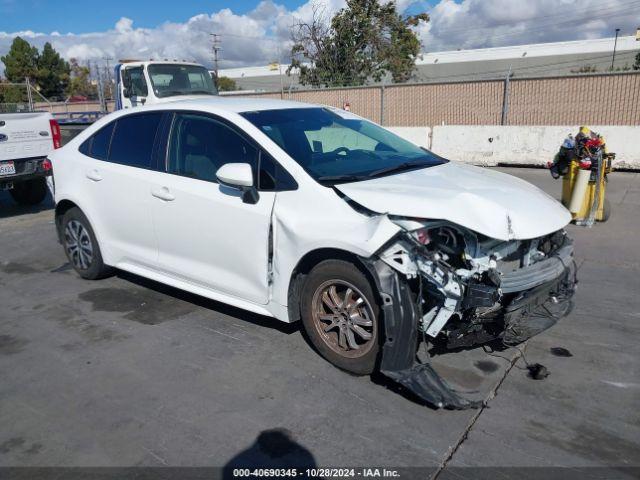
<box><xmin>241</xmin><ymin>108</ymin><xmax>446</xmax><ymax>185</ymax></box>
<box><xmin>148</xmin><ymin>64</ymin><xmax>218</xmax><ymax>98</ymax></box>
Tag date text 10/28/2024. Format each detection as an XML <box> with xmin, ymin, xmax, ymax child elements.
<box><xmin>232</xmin><ymin>469</ymin><xmax>402</xmax><ymax>478</ymax></box>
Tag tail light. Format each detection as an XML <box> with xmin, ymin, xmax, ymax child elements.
<box><xmin>41</xmin><ymin>158</ymin><xmax>52</xmax><ymax>172</ymax></box>
<box><xmin>49</xmin><ymin>119</ymin><xmax>62</xmax><ymax>149</ymax></box>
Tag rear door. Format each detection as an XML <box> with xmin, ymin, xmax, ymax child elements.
<box><xmin>77</xmin><ymin>112</ymin><xmax>166</xmax><ymax>267</ymax></box>
<box><xmin>150</xmin><ymin>112</ymin><xmax>276</xmax><ymax>304</ymax></box>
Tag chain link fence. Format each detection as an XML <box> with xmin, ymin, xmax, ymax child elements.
<box><xmin>0</xmin><ymin>82</ymin><xmax>33</xmax><ymax>113</ymax></box>
<box><xmin>21</xmin><ymin>71</ymin><xmax>640</xmax><ymax>127</ymax></box>
<box><xmin>239</xmin><ymin>71</ymin><xmax>640</xmax><ymax>126</ymax></box>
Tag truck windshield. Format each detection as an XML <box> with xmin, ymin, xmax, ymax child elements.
<box><xmin>241</xmin><ymin>108</ymin><xmax>446</xmax><ymax>185</ymax></box>
<box><xmin>148</xmin><ymin>64</ymin><xmax>218</xmax><ymax>98</ymax></box>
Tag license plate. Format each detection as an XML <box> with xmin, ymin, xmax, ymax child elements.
<box><xmin>0</xmin><ymin>161</ymin><xmax>16</xmax><ymax>176</ymax></box>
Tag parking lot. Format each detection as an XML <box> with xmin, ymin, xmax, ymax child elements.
<box><xmin>1</xmin><ymin>168</ymin><xmax>639</xmax><ymax>477</ymax></box>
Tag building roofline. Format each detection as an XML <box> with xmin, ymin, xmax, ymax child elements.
<box><xmin>219</xmin><ymin>35</ymin><xmax>639</xmax><ymax>79</ymax></box>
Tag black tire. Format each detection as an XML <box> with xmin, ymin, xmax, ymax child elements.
<box><xmin>61</xmin><ymin>207</ymin><xmax>113</xmax><ymax>280</ymax></box>
<box><xmin>9</xmin><ymin>178</ymin><xmax>48</xmax><ymax>206</ymax></box>
<box><xmin>301</xmin><ymin>259</ymin><xmax>380</xmax><ymax>375</ymax></box>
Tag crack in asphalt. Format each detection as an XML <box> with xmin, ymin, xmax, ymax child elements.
<box><xmin>430</xmin><ymin>345</ymin><xmax>525</xmax><ymax>480</ymax></box>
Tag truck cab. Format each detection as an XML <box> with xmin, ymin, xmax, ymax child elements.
<box><xmin>115</xmin><ymin>61</ymin><xmax>218</xmax><ymax>110</ymax></box>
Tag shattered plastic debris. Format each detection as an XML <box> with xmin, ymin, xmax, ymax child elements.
<box><xmin>527</xmin><ymin>363</ymin><xmax>550</xmax><ymax>380</ymax></box>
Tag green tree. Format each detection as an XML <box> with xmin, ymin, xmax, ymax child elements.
<box><xmin>633</xmin><ymin>51</ymin><xmax>640</xmax><ymax>71</ymax></box>
<box><xmin>66</xmin><ymin>58</ymin><xmax>97</xmax><ymax>99</ymax></box>
<box><xmin>1</xmin><ymin>36</ymin><xmax>40</xmax><ymax>83</ymax></box>
<box><xmin>37</xmin><ymin>42</ymin><xmax>70</xmax><ymax>100</ymax></box>
<box><xmin>288</xmin><ymin>0</ymin><xmax>429</xmax><ymax>87</ymax></box>
<box><xmin>0</xmin><ymin>82</ymin><xmax>27</xmax><ymax>107</ymax></box>
<box><xmin>216</xmin><ymin>76</ymin><xmax>238</xmax><ymax>91</ymax></box>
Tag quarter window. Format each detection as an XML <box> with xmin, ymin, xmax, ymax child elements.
<box><xmin>79</xmin><ymin>121</ymin><xmax>115</xmax><ymax>160</ymax></box>
<box><xmin>258</xmin><ymin>153</ymin><xmax>297</xmax><ymax>191</ymax></box>
<box><xmin>109</xmin><ymin>112</ymin><xmax>163</xmax><ymax>169</ymax></box>
<box><xmin>168</xmin><ymin>113</ymin><xmax>258</xmax><ymax>183</ymax></box>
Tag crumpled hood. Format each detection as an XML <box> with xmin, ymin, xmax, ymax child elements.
<box><xmin>335</xmin><ymin>162</ymin><xmax>571</xmax><ymax>241</ymax></box>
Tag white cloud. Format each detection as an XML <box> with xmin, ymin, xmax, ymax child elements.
<box><xmin>416</xmin><ymin>0</ymin><xmax>639</xmax><ymax>52</ymax></box>
<box><xmin>0</xmin><ymin>0</ymin><xmax>637</xmax><ymax>75</ymax></box>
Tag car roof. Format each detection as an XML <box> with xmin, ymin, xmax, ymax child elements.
<box><xmin>144</xmin><ymin>96</ymin><xmax>320</xmax><ymax>114</ymax></box>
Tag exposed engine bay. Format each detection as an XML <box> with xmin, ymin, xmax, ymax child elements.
<box><xmin>364</xmin><ymin>219</ymin><xmax>577</xmax><ymax>409</ymax></box>
<box><xmin>383</xmin><ymin>219</ymin><xmax>576</xmax><ymax>349</ymax></box>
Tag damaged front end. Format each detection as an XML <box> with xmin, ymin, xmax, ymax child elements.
<box><xmin>365</xmin><ymin>219</ymin><xmax>577</xmax><ymax>409</ymax></box>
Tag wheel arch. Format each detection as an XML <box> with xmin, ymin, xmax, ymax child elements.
<box><xmin>54</xmin><ymin>199</ymin><xmax>79</xmax><ymax>243</ymax></box>
<box><xmin>286</xmin><ymin>247</ymin><xmax>380</xmax><ymax>323</ymax></box>
<box><xmin>54</xmin><ymin>198</ymin><xmax>106</xmax><ymax>260</ymax></box>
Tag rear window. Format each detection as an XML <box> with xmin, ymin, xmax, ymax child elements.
<box><xmin>109</xmin><ymin>112</ymin><xmax>163</xmax><ymax>169</ymax></box>
<box><xmin>90</xmin><ymin>122</ymin><xmax>114</xmax><ymax>160</ymax></box>
<box><xmin>79</xmin><ymin>121</ymin><xmax>115</xmax><ymax>160</ymax></box>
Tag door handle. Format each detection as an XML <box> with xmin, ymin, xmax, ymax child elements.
<box><xmin>86</xmin><ymin>170</ymin><xmax>102</xmax><ymax>182</ymax></box>
<box><xmin>151</xmin><ymin>187</ymin><xmax>175</xmax><ymax>202</ymax></box>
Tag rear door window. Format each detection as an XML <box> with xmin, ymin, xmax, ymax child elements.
<box><xmin>109</xmin><ymin>112</ymin><xmax>163</xmax><ymax>169</ymax></box>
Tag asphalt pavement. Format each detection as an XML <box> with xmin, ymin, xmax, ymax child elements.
<box><xmin>0</xmin><ymin>168</ymin><xmax>638</xmax><ymax>479</ymax></box>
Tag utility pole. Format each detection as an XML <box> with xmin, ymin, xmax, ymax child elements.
<box><xmin>25</xmin><ymin>77</ymin><xmax>34</xmax><ymax>111</ymax></box>
<box><xmin>276</xmin><ymin>45</ymin><xmax>284</xmax><ymax>99</ymax></box>
<box><xmin>210</xmin><ymin>34</ymin><xmax>221</xmax><ymax>80</ymax></box>
<box><xmin>103</xmin><ymin>56</ymin><xmax>114</xmax><ymax>100</ymax></box>
<box><xmin>611</xmin><ymin>28</ymin><xmax>621</xmax><ymax>70</ymax></box>
<box><xmin>501</xmin><ymin>65</ymin><xmax>512</xmax><ymax>126</ymax></box>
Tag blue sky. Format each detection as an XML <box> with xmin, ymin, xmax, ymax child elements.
<box><xmin>0</xmin><ymin>0</ymin><xmax>308</xmax><ymax>33</ymax></box>
<box><xmin>0</xmin><ymin>0</ymin><xmax>637</xmax><ymax>72</ymax></box>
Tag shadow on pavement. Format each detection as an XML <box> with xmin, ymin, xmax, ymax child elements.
<box><xmin>223</xmin><ymin>428</ymin><xmax>316</xmax><ymax>478</ymax></box>
<box><xmin>0</xmin><ymin>190</ymin><xmax>54</xmax><ymax>219</ymax></box>
<box><xmin>116</xmin><ymin>269</ymin><xmax>300</xmax><ymax>335</ymax></box>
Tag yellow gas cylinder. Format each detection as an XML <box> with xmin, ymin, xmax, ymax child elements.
<box><xmin>561</xmin><ymin>158</ymin><xmax>610</xmax><ymax>222</ymax></box>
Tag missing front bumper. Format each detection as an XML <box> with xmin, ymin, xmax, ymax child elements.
<box><xmin>363</xmin><ymin>258</ymin><xmax>482</xmax><ymax>410</ymax></box>
<box><xmin>363</xmin><ymin>256</ymin><xmax>576</xmax><ymax>410</ymax></box>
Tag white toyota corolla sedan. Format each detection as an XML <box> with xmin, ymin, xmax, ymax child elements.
<box><xmin>50</xmin><ymin>98</ymin><xmax>576</xmax><ymax>408</ymax></box>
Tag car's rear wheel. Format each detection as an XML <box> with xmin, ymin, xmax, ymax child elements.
<box><xmin>9</xmin><ymin>178</ymin><xmax>48</xmax><ymax>206</ymax></box>
<box><xmin>61</xmin><ymin>207</ymin><xmax>112</xmax><ymax>280</ymax></box>
<box><xmin>301</xmin><ymin>260</ymin><xmax>380</xmax><ymax>375</ymax></box>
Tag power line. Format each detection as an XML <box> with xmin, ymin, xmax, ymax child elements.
<box><xmin>455</xmin><ymin>7</ymin><xmax>640</xmax><ymax>43</ymax></box>
<box><xmin>431</xmin><ymin>0</ymin><xmax>640</xmax><ymax>36</ymax></box>
<box><xmin>418</xmin><ymin>51</ymin><xmax>636</xmax><ymax>83</ymax></box>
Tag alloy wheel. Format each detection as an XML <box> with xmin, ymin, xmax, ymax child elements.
<box><xmin>311</xmin><ymin>280</ymin><xmax>376</xmax><ymax>358</ymax></box>
<box><xmin>64</xmin><ymin>220</ymin><xmax>94</xmax><ymax>270</ymax></box>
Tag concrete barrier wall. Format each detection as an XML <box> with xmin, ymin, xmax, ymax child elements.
<box><xmin>429</xmin><ymin>125</ymin><xmax>640</xmax><ymax>170</ymax></box>
<box><xmin>385</xmin><ymin>127</ymin><xmax>431</xmax><ymax>149</ymax></box>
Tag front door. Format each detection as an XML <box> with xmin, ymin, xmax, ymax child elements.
<box><xmin>151</xmin><ymin>112</ymin><xmax>275</xmax><ymax>305</ymax></box>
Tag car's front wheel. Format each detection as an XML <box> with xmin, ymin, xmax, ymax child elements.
<box><xmin>61</xmin><ymin>207</ymin><xmax>112</xmax><ymax>280</ymax></box>
<box><xmin>301</xmin><ymin>260</ymin><xmax>380</xmax><ymax>375</ymax></box>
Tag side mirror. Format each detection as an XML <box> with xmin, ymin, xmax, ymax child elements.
<box><xmin>216</xmin><ymin>163</ymin><xmax>259</xmax><ymax>204</ymax></box>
